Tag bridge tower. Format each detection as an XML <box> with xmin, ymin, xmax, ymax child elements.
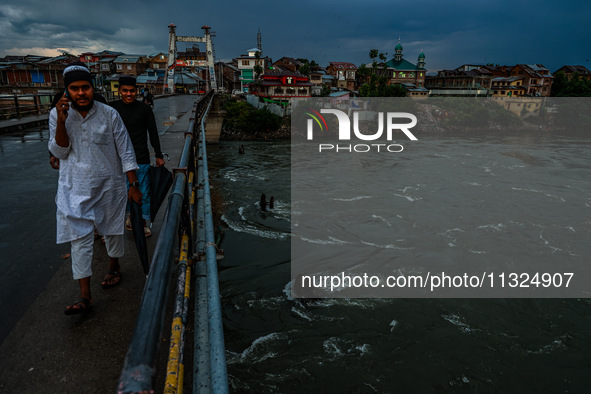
<box><xmin>166</xmin><ymin>23</ymin><xmax>219</xmax><ymax>94</ymax></box>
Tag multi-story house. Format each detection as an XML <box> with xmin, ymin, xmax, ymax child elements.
<box><xmin>510</xmin><ymin>64</ymin><xmax>553</xmax><ymax>97</ymax></box>
<box><xmin>554</xmin><ymin>65</ymin><xmax>591</xmax><ymax>81</ymax></box>
<box><xmin>248</xmin><ymin>70</ymin><xmax>312</xmax><ymax>102</ymax></box>
<box><xmin>147</xmin><ymin>53</ymin><xmax>168</xmax><ymax>72</ymax></box>
<box><xmin>0</xmin><ymin>54</ymin><xmax>81</xmax><ymax>93</ymax></box>
<box><xmin>214</xmin><ymin>62</ymin><xmax>241</xmax><ymax>93</ymax></box>
<box><xmin>425</xmin><ymin>65</ymin><xmax>492</xmax><ymax>96</ymax></box>
<box><xmin>327</xmin><ymin>62</ymin><xmax>357</xmax><ymax>91</ymax></box>
<box><xmin>273</xmin><ymin>57</ymin><xmax>303</xmax><ymax>73</ymax></box>
<box><xmin>490</xmin><ymin>76</ymin><xmax>526</xmax><ymax>97</ymax></box>
<box><xmin>35</xmin><ymin>55</ymin><xmax>78</xmax><ymax>89</ymax></box>
<box><xmin>113</xmin><ymin>55</ymin><xmax>148</xmax><ymax>77</ymax></box>
<box><xmin>79</xmin><ymin>50</ymin><xmax>122</xmax><ymax>84</ymax></box>
<box><xmin>235</xmin><ymin>48</ymin><xmax>271</xmax><ymax>92</ymax></box>
<box><xmin>484</xmin><ymin>64</ymin><xmax>553</xmax><ymax>97</ymax></box>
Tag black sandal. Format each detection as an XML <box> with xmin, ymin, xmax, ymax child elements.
<box><xmin>101</xmin><ymin>270</ymin><xmax>121</xmax><ymax>289</ymax></box>
<box><xmin>64</xmin><ymin>297</ymin><xmax>92</xmax><ymax>315</ymax></box>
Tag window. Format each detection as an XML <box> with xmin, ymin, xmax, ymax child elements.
<box><xmin>127</xmin><ymin>65</ymin><xmax>132</xmax><ymax>70</ymax></box>
<box><xmin>242</xmin><ymin>60</ymin><xmax>250</xmax><ymax>66</ymax></box>
<box><xmin>153</xmin><ymin>64</ymin><xmax>159</xmax><ymax>69</ymax></box>
<box><xmin>117</xmin><ymin>64</ymin><xmax>122</xmax><ymax>70</ymax></box>
<box><xmin>399</xmin><ymin>72</ymin><xmax>406</xmax><ymax>78</ymax></box>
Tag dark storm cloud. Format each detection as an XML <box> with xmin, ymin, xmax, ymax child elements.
<box><xmin>1</xmin><ymin>0</ymin><xmax>590</xmax><ymax>72</ymax></box>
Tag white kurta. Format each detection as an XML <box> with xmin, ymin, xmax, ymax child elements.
<box><xmin>48</xmin><ymin>102</ymin><xmax>139</xmax><ymax>244</ymax></box>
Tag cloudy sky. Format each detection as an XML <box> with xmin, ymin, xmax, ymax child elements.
<box><xmin>1</xmin><ymin>0</ymin><xmax>589</xmax><ymax>72</ymax></box>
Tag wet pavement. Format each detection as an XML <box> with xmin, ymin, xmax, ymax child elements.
<box><xmin>0</xmin><ymin>95</ymin><xmax>198</xmax><ymax>393</ymax></box>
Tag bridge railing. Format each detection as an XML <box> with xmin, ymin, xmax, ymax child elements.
<box><xmin>117</xmin><ymin>89</ymin><xmax>227</xmax><ymax>393</ymax></box>
<box><xmin>0</xmin><ymin>94</ymin><xmax>54</xmax><ymax>120</ymax></box>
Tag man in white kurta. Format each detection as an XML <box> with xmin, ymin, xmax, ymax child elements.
<box><xmin>49</xmin><ymin>63</ymin><xmax>142</xmax><ymax>315</ymax></box>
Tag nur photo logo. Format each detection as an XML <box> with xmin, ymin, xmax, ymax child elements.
<box><xmin>305</xmin><ymin>108</ymin><xmax>418</xmax><ymax>153</ymax></box>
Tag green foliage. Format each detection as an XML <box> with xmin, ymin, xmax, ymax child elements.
<box><xmin>253</xmin><ymin>64</ymin><xmax>263</xmax><ymax>80</ymax></box>
<box><xmin>369</xmin><ymin>49</ymin><xmax>379</xmax><ymax>69</ymax></box>
<box><xmin>360</xmin><ymin>75</ymin><xmax>407</xmax><ymax>97</ymax></box>
<box><xmin>223</xmin><ymin>100</ymin><xmax>282</xmax><ymax>133</ymax></box>
<box><xmin>296</xmin><ymin>58</ymin><xmax>318</xmax><ymax>76</ymax></box>
<box><xmin>378</xmin><ymin>52</ymin><xmax>388</xmax><ymax>69</ymax></box>
<box><xmin>299</xmin><ymin>62</ymin><xmax>310</xmax><ymax>76</ymax></box>
<box><xmin>357</xmin><ymin>64</ymin><xmax>370</xmax><ymax>78</ymax></box>
<box><xmin>551</xmin><ymin>72</ymin><xmax>591</xmax><ymax>97</ymax></box>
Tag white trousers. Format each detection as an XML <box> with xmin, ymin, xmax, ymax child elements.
<box><xmin>70</xmin><ymin>231</ymin><xmax>124</xmax><ymax>280</ymax></box>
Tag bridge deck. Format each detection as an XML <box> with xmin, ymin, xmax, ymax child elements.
<box><xmin>0</xmin><ymin>97</ymin><xmax>199</xmax><ymax>393</ymax></box>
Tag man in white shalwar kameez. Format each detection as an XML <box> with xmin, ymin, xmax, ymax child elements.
<box><xmin>49</xmin><ymin>62</ymin><xmax>142</xmax><ymax>315</ymax></box>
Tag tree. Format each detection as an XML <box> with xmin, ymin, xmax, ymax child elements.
<box><xmin>551</xmin><ymin>71</ymin><xmax>591</xmax><ymax>97</ymax></box>
<box><xmin>369</xmin><ymin>49</ymin><xmax>379</xmax><ymax>69</ymax></box>
<box><xmin>359</xmin><ymin>74</ymin><xmax>407</xmax><ymax>97</ymax></box>
<box><xmin>223</xmin><ymin>100</ymin><xmax>282</xmax><ymax>133</ymax></box>
<box><xmin>253</xmin><ymin>64</ymin><xmax>263</xmax><ymax>80</ymax></box>
<box><xmin>299</xmin><ymin>62</ymin><xmax>310</xmax><ymax>76</ymax></box>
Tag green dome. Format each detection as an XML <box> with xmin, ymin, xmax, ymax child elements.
<box><xmin>395</xmin><ymin>43</ymin><xmax>403</xmax><ymax>51</ymax></box>
<box><xmin>418</xmin><ymin>51</ymin><xmax>425</xmax><ymax>59</ymax></box>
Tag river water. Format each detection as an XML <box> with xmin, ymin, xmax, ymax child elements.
<box><xmin>212</xmin><ymin>133</ymin><xmax>590</xmax><ymax>393</ymax></box>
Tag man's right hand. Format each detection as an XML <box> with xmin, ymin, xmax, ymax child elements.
<box><xmin>56</xmin><ymin>93</ymin><xmax>70</xmax><ymax>123</ymax></box>
<box><xmin>128</xmin><ymin>187</ymin><xmax>143</xmax><ymax>205</ymax></box>
<box><xmin>49</xmin><ymin>156</ymin><xmax>60</xmax><ymax>169</ymax></box>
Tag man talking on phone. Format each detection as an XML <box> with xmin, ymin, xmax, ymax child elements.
<box><xmin>49</xmin><ymin>62</ymin><xmax>142</xmax><ymax>315</ymax></box>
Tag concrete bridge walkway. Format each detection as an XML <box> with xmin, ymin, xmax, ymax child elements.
<box><xmin>0</xmin><ymin>95</ymin><xmax>200</xmax><ymax>393</ymax></box>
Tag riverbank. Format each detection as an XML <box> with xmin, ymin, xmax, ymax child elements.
<box><xmin>219</xmin><ymin>122</ymin><xmax>290</xmax><ymax>140</ymax></box>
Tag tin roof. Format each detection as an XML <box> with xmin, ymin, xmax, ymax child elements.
<box><xmin>329</xmin><ymin>62</ymin><xmax>357</xmax><ymax>70</ymax></box>
<box><xmin>329</xmin><ymin>91</ymin><xmax>350</xmax><ymax>97</ymax></box>
<box><xmin>114</xmin><ymin>55</ymin><xmax>143</xmax><ymax>63</ymax></box>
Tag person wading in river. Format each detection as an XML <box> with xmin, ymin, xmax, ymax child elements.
<box><xmin>49</xmin><ymin>62</ymin><xmax>142</xmax><ymax>315</ymax></box>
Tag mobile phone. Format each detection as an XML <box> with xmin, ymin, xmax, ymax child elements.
<box><xmin>64</xmin><ymin>89</ymin><xmax>70</xmax><ymax>100</ymax></box>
